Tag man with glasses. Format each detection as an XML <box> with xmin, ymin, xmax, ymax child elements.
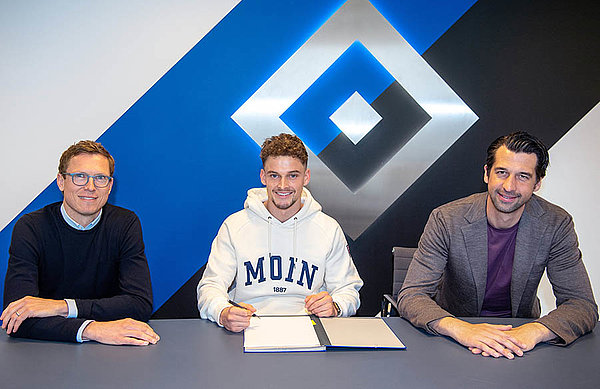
<box><xmin>1</xmin><ymin>140</ymin><xmax>159</xmax><ymax>345</ymax></box>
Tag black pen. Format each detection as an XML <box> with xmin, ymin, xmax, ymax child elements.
<box><xmin>228</xmin><ymin>300</ymin><xmax>261</xmax><ymax>318</ymax></box>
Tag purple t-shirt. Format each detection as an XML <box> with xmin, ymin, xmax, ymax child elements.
<box><xmin>480</xmin><ymin>222</ymin><xmax>519</xmax><ymax>317</ymax></box>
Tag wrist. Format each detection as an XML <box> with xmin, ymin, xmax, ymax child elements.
<box><xmin>332</xmin><ymin>301</ymin><xmax>341</xmax><ymax>317</ymax></box>
<box><xmin>63</xmin><ymin>299</ymin><xmax>77</xmax><ymax>318</ymax></box>
<box><xmin>526</xmin><ymin>322</ymin><xmax>555</xmax><ymax>343</ymax></box>
<box><xmin>82</xmin><ymin>321</ymin><xmax>98</xmax><ymax>341</ymax></box>
<box><xmin>219</xmin><ymin>306</ymin><xmax>231</xmax><ymax>326</ymax></box>
<box><xmin>430</xmin><ymin>316</ymin><xmax>461</xmax><ymax>336</ymax></box>
<box><xmin>55</xmin><ymin>299</ymin><xmax>69</xmax><ymax>317</ymax></box>
<box><xmin>77</xmin><ymin>320</ymin><xmax>94</xmax><ymax>342</ymax></box>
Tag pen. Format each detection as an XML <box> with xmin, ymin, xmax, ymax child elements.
<box><xmin>228</xmin><ymin>300</ymin><xmax>260</xmax><ymax>318</ymax></box>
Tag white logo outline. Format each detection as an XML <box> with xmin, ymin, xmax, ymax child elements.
<box><xmin>232</xmin><ymin>0</ymin><xmax>478</xmax><ymax>239</ymax></box>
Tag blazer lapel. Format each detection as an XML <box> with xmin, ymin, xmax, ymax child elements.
<box><xmin>511</xmin><ymin>196</ymin><xmax>544</xmax><ymax>316</ymax></box>
<box><xmin>462</xmin><ymin>194</ymin><xmax>489</xmax><ymax>314</ymax></box>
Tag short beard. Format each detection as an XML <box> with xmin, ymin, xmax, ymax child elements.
<box><xmin>271</xmin><ymin>196</ymin><xmax>298</xmax><ymax>210</ymax></box>
<box><xmin>489</xmin><ymin>190</ymin><xmax>524</xmax><ymax>214</ymax></box>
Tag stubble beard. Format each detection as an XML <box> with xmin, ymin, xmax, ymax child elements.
<box><xmin>272</xmin><ymin>194</ymin><xmax>298</xmax><ymax>210</ymax></box>
<box><xmin>490</xmin><ymin>189</ymin><xmax>525</xmax><ymax>214</ymax></box>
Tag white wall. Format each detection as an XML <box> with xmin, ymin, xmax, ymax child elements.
<box><xmin>537</xmin><ymin>102</ymin><xmax>600</xmax><ymax>315</ymax></box>
<box><xmin>0</xmin><ymin>0</ymin><xmax>241</xmax><ymax>231</ymax></box>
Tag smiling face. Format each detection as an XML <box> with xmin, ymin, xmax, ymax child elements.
<box><xmin>260</xmin><ymin>156</ymin><xmax>310</xmax><ymax>222</ymax></box>
<box><xmin>56</xmin><ymin>153</ymin><xmax>113</xmax><ymax>227</ymax></box>
<box><xmin>484</xmin><ymin>145</ymin><xmax>541</xmax><ymax>229</ymax></box>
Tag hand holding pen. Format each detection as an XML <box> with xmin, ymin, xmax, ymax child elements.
<box><xmin>228</xmin><ymin>300</ymin><xmax>260</xmax><ymax>318</ymax></box>
<box><xmin>220</xmin><ymin>300</ymin><xmax>259</xmax><ymax>332</ymax></box>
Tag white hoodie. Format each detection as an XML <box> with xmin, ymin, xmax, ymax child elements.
<box><xmin>197</xmin><ymin>187</ymin><xmax>363</xmax><ymax>324</ymax></box>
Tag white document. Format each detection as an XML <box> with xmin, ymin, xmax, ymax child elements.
<box><xmin>319</xmin><ymin>317</ymin><xmax>405</xmax><ymax>349</ymax></box>
<box><xmin>243</xmin><ymin>316</ymin><xmax>325</xmax><ymax>353</ymax></box>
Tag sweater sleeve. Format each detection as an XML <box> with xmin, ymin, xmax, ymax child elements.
<box><xmin>197</xmin><ymin>221</ymin><xmax>237</xmax><ymax>324</ymax></box>
<box><xmin>74</xmin><ymin>214</ymin><xmax>153</xmax><ymax>322</ymax></box>
<box><xmin>4</xmin><ymin>215</ymin><xmax>85</xmax><ymax>342</ymax></box>
<box><xmin>324</xmin><ymin>224</ymin><xmax>363</xmax><ymax>316</ymax></box>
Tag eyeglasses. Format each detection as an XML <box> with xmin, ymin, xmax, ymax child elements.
<box><xmin>62</xmin><ymin>172</ymin><xmax>113</xmax><ymax>188</ymax></box>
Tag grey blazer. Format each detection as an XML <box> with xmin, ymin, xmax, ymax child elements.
<box><xmin>398</xmin><ymin>193</ymin><xmax>597</xmax><ymax>345</ymax></box>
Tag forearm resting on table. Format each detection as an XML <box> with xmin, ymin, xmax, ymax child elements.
<box><xmin>431</xmin><ymin>317</ymin><xmax>552</xmax><ymax>340</ymax></box>
<box><xmin>82</xmin><ymin>318</ymin><xmax>160</xmax><ymax>346</ymax></box>
<box><xmin>1</xmin><ymin>297</ymin><xmax>69</xmax><ymax>334</ymax></box>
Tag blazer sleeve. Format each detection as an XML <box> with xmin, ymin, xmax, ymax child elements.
<box><xmin>397</xmin><ymin>209</ymin><xmax>455</xmax><ymax>333</ymax></box>
<box><xmin>536</xmin><ymin>214</ymin><xmax>598</xmax><ymax>345</ymax></box>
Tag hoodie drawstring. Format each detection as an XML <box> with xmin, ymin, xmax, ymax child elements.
<box><xmin>293</xmin><ymin>217</ymin><xmax>298</xmax><ymax>261</ymax></box>
<box><xmin>267</xmin><ymin>216</ymin><xmax>272</xmax><ymax>259</ymax></box>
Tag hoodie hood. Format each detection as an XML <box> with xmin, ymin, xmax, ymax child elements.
<box><xmin>244</xmin><ymin>187</ymin><xmax>322</xmax><ymax>225</ymax></box>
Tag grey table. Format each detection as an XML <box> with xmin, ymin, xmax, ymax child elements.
<box><xmin>1</xmin><ymin>317</ymin><xmax>598</xmax><ymax>389</ymax></box>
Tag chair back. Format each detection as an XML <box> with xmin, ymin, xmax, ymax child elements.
<box><xmin>391</xmin><ymin>247</ymin><xmax>417</xmax><ymax>299</ymax></box>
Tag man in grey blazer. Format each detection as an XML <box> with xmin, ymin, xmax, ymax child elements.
<box><xmin>398</xmin><ymin>131</ymin><xmax>597</xmax><ymax>359</ymax></box>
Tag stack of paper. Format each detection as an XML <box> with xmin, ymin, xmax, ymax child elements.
<box><xmin>243</xmin><ymin>316</ymin><xmax>325</xmax><ymax>352</ymax></box>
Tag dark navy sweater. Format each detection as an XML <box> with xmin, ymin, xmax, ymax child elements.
<box><xmin>3</xmin><ymin>202</ymin><xmax>153</xmax><ymax>342</ymax></box>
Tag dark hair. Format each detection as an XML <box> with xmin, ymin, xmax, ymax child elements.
<box><xmin>59</xmin><ymin>140</ymin><xmax>115</xmax><ymax>176</ymax></box>
<box><xmin>260</xmin><ymin>133</ymin><xmax>308</xmax><ymax>168</ymax></box>
<box><xmin>485</xmin><ymin>131</ymin><xmax>549</xmax><ymax>181</ymax></box>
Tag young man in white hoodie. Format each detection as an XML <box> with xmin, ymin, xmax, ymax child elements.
<box><xmin>197</xmin><ymin>134</ymin><xmax>363</xmax><ymax>332</ymax></box>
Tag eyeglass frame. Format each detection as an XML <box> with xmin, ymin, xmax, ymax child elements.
<box><xmin>61</xmin><ymin>172</ymin><xmax>113</xmax><ymax>188</ymax></box>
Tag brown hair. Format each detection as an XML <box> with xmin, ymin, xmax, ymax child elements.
<box><xmin>58</xmin><ymin>140</ymin><xmax>115</xmax><ymax>176</ymax></box>
<box><xmin>485</xmin><ymin>131</ymin><xmax>549</xmax><ymax>181</ymax></box>
<box><xmin>260</xmin><ymin>133</ymin><xmax>308</xmax><ymax>168</ymax></box>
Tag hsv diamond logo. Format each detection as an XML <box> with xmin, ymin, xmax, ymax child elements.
<box><xmin>232</xmin><ymin>0</ymin><xmax>478</xmax><ymax>239</ymax></box>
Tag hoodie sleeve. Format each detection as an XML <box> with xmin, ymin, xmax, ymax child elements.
<box><xmin>324</xmin><ymin>224</ymin><xmax>363</xmax><ymax>316</ymax></box>
<box><xmin>197</xmin><ymin>221</ymin><xmax>237</xmax><ymax>325</ymax></box>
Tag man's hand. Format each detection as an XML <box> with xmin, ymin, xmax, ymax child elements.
<box><xmin>219</xmin><ymin>303</ymin><xmax>256</xmax><ymax>332</ymax></box>
<box><xmin>82</xmin><ymin>318</ymin><xmax>159</xmax><ymax>346</ymax></box>
<box><xmin>506</xmin><ymin>322</ymin><xmax>554</xmax><ymax>350</ymax></box>
<box><xmin>305</xmin><ymin>291</ymin><xmax>337</xmax><ymax>317</ymax></box>
<box><xmin>1</xmin><ymin>296</ymin><xmax>68</xmax><ymax>334</ymax></box>
<box><xmin>431</xmin><ymin>317</ymin><xmax>527</xmax><ymax>359</ymax></box>
<box><xmin>470</xmin><ymin>322</ymin><xmax>554</xmax><ymax>356</ymax></box>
